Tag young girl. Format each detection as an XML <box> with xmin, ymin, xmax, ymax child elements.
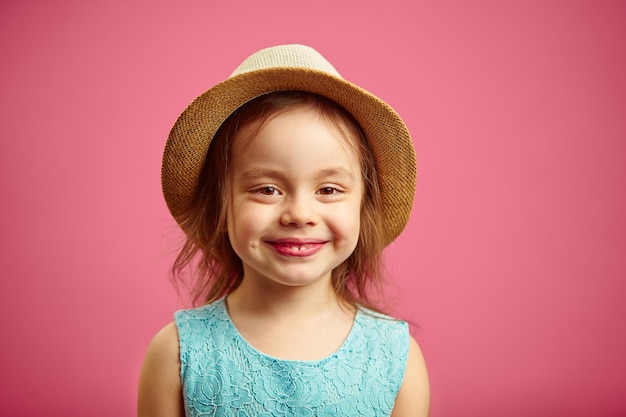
<box><xmin>138</xmin><ymin>44</ymin><xmax>430</xmax><ymax>417</ymax></box>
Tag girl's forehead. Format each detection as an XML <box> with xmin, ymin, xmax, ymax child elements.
<box><xmin>231</xmin><ymin>106</ymin><xmax>363</xmax><ymax>161</ymax></box>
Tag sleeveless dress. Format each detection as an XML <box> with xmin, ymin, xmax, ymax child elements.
<box><xmin>175</xmin><ymin>298</ymin><xmax>409</xmax><ymax>416</ymax></box>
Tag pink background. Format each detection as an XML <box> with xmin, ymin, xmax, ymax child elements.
<box><xmin>1</xmin><ymin>1</ymin><xmax>625</xmax><ymax>416</ymax></box>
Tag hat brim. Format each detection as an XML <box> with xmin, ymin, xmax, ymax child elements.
<box><xmin>162</xmin><ymin>67</ymin><xmax>416</xmax><ymax>245</ymax></box>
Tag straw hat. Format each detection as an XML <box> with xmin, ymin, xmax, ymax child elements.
<box><xmin>162</xmin><ymin>44</ymin><xmax>416</xmax><ymax>245</ymax></box>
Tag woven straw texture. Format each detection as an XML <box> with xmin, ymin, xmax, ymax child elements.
<box><xmin>162</xmin><ymin>45</ymin><xmax>416</xmax><ymax>245</ymax></box>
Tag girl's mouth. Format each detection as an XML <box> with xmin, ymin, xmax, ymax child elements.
<box><xmin>267</xmin><ymin>240</ymin><xmax>327</xmax><ymax>257</ymax></box>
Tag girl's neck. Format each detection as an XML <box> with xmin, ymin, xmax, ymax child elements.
<box><xmin>226</xmin><ymin>277</ymin><xmax>353</xmax><ymax>322</ymax></box>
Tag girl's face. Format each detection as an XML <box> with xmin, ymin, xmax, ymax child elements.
<box><xmin>226</xmin><ymin>106</ymin><xmax>363</xmax><ymax>292</ymax></box>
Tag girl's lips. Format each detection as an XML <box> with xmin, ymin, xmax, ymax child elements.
<box><xmin>266</xmin><ymin>240</ymin><xmax>327</xmax><ymax>257</ymax></box>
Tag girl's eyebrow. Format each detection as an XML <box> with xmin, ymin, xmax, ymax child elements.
<box><xmin>239</xmin><ymin>168</ymin><xmax>287</xmax><ymax>181</ymax></box>
<box><xmin>315</xmin><ymin>167</ymin><xmax>356</xmax><ymax>181</ymax></box>
<box><xmin>239</xmin><ymin>167</ymin><xmax>356</xmax><ymax>181</ymax></box>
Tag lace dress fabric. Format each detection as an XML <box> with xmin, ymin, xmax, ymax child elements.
<box><xmin>175</xmin><ymin>299</ymin><xmax>409</xmax><ymax>416</ymax></box>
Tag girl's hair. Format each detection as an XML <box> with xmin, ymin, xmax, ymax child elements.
<box><xmin>172</xmin><ymin>91</ymin><xmax>387</xmax><ymax>313</ymax></box>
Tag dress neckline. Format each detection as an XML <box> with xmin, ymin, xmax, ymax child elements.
<box><xmin>217</xmin><ymin>297</ymin><xmax>361</xmax><ymax>364</ymax></box>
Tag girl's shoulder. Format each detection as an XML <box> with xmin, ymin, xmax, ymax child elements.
<box><xmin>352</xmin><ymin>307</ymin><xmax>411</xmax><ymax>363</ymax></box>
<box><xmin>173</xmin><ymin>299</ymin><xmax>231</xmax><ymax>346</ymax></box>
<box><xmin>174</xmin><ymin>298</ymin><xmax>226</xmax><ymax>320</ymax></box>
<box><xmin>173</xmin><ymin>298</ymin><xmax>227</xmax><ymax>328</ymax></box>
<box><xmin>137</xmin><ymin>322</ymin><xmax>184</xmax><ymax>417</ymax></box>
<box><xmin>355</xmin><ymin>307</ymin><xmax>409</xmax><ymax>333</ymax></box>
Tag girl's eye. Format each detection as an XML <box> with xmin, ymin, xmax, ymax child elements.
<box><xmin>256</xmin><ymin>186</ymin><xmax>279</xmax><ymax>196</ymax></box>
<box><xmin>318</xmin><ymin>187</ymin><xmax>341</xmax><ymax>195</ymax></box>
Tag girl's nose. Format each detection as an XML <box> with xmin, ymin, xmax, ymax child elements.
<box><xmin>280</xmin><ymin>195</ymin><xmax>317</xmax><ymax>227</ymax></box>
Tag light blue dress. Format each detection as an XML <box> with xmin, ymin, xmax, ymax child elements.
<box><xmin>175</xmin><ymin>298</ymin><xmax>409</xmax><ymax>416</ymax></box>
